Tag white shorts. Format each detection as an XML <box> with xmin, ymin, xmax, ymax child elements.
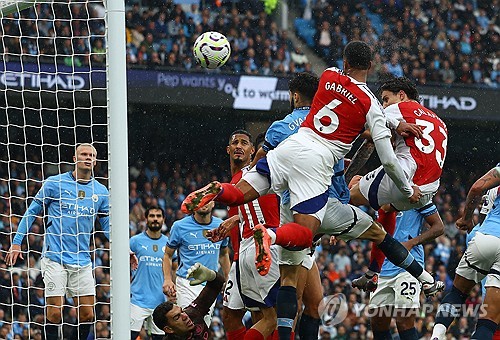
<box><xmin>130</xmin><ymin>303</ymin><xmax>164</xmax><ymax>334</ymax></box>
<box><xmin>456</xmin><ymin>232</ymin><xmax>500</xmax><ymax>288</ymax></box>
<box><xmin>238</xmin><ymin>243</ymin><xmax>280</xmax><ymax>311</ymax></box>
<box><xmin>244</xmin><ymin>130</ymin><xmax>335</xmax><ymax>220</ymax></box>
<box><xmin>359</xmin><ymin>165</ymin><xmax>434</xmax><ymax>211</ymax></box>
<box><xmin>176</xmin><ymin>276</ymin><xmax>216</xmax><ymax>326</ymax></box>
<box><xmin>369</xmin><ymin>272</ymin><xmax>421</xmax><ymax>309</ymax></box>
<box><xmin>318</xmin><ymin>198</ymin><xmax>373</xmax><ymax>242</ymax></box>
<box><xmin>41</xmin><ymin>257</ymin><xmax>95</xmax><ymax>298</ymax></box>
<box><xmin>223</xmin><ymin>262</ymin><xmax>245</xmax><ymax>310</ymax></box>
<box><xmin>301</xmin><ymin>254</ymin><xmax>315</xmax><ymax>270</ymax></box>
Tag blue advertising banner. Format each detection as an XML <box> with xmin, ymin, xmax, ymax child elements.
<box><xmin>1</xmin><ymin>62</ymin><xmax>498</xmax><ymax>120</ymax></box>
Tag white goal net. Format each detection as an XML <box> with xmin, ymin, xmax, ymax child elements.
<box><xmin>0</xmin><ymin>0</ymin><xmax>128</xmax><ymax>338</ymax></box>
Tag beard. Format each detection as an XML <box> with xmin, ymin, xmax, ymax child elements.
<box><xmin>148</xmin><ymin>224</ymin><xmax>162</xmax><ymax>232</ymax></box>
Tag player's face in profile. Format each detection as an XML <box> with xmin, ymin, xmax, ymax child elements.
<box><xmin>147</xmin><ymin>209</ymin><xmax>164</xmax><ymax>232</ymax></box>
<box><xmin>380</xmin><ymin>90</ymin><xmax>404</xmax><ymax>108</ymax></box>
<box><xmin>227</xmin><ymin>134</ymin><xmax>254</xmax><ymax>165</ymax></box>
<box><xmin>164</xmin><ymin>305</ymin><xmax>195</xmax><ymax>334</ymax></box>
<box><xmin>74</xmin><ymin>145</ymin><xmax>97</xmax><ymax>171</ymax></box>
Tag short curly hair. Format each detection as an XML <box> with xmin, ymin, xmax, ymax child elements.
<box><xmin>378</xmin><ymin>76</ymin><xmax>420</xmax><ymax>101</ymax></box>
<box><xmin>343</xmin><ymin>41</ymin><xmax>372</xmax><ymax>70</ymax></box>
<box><xmin>288</xmin><ymin>72</ymin><xmax>320</xmax><ymax>102</ymax></box>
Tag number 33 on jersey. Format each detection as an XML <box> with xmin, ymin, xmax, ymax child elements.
<box><xmin>385</xmin><ymin>101</ymin><xmax>448</xmax><ymax>187</ymax></box>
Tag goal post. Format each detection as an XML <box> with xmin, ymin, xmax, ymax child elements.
<box><xmin>107</xmin><ymin>0</ymin><xmax>130</xmax><ymax>339</ymax></box>
<box><xmin>0</xmin><ymin>0</ymin><xmax>129</xmax><ymax>337</ymax></box>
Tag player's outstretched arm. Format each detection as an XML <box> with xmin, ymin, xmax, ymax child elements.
<box><xmin>187</xmin><ymin>263</ymin><xmax>225</xmax><ymax>317</ymax></box>
<box><xmin>457</xmin><ymin>166</ymin><xmax>500</xmax><ymax>231</ymax></box>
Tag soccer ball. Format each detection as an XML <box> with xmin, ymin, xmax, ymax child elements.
<box><xmin>193</xmin><ymin>31</ymin><xmax>231</xmax><ymax>69</ymax></box>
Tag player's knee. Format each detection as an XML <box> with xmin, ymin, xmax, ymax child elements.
<box><xmin>46</xmin><ymin>309</ymin><xmax>62</xmax><ymax>324</ymax></box>
<box><xmin>396</xmin><ymin>316</ymin><xmax>415</xmax><ymax>332</ymax></box>
<box><xmin>79</xmin><ymin>308</ymin><xmax>94</xmax><ymax>322</ymax></box>
<box><xmin>369</xmin><ymin>222</ymin><xmax>387</xmax><ymax>244</ymax></box>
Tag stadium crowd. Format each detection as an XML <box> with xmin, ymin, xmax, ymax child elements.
<box><xmin>1</xmin><ymin>0</ymin><xmax>498</xmax><ymax>84</ymax></box>
<box><xmin>302</xmin><ymin>0</ymin><xmax>499</xmax><ymax>87</ymax></box>
<box><xmin>0</xmin><ymin>146</ymin><xmax>490</xmax><ymax>339</ymax></box>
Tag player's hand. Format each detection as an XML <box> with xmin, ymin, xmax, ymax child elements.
<box><xmin>396</xmin><ymin>121</ymin><xmax>423</xmax><ymax>139</ymax></box>
<box><xmin>163</xmin><ymin>279</ymin><xmax>176</xmax><ymax>297</ymax></box>
<box><xmin>207</xmin><ymin>216</ymin><xmax>240</xmax><ymax>242</ymax></box>
<box><xmin>5</xmin><ymin>244</ymin><xmax>23</xmax><ymax>266</ymax></box>
<box><xmin>401</xmin><ymin>240</ymin><xmax>414</xmax><ymax>251</ymax></box>
<box><xmin>130</xmin><ymin>251</ymin><xmax>138</xmax><ymax>271</ymax></box>
<box><xmin>186</xmin><ymin>263</ymin><xmax>216</xmax><ymax>286</ymax></box>
<box><xmin>408</xmin><ymin>186</ymin><xmax>422</xmax><ymax>204</ymax></box>
<box><xmin>456</xmin><ymin>217</ymin><xmax>474</xmax><ymax>232</ymax></box>
<box><xmin>348</xmin><ymin>175</ymin><xmax>363</xmax><ymax>190</ymax></box>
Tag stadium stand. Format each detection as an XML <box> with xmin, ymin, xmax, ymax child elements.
<box><xmin>294</xmin><ymin>0</ymin><xmax>499</xmax><ymax>87</ymax></box>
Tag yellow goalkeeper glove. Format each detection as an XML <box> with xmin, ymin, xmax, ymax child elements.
<box><xmin>186</xmin><ymin>263</ymin><xmax>216</xmax><ymax>286</ymax></box>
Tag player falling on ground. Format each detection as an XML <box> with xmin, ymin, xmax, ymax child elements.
<box><xmin>130</xmin><ymin>206</ymin><xmax>177</xmax><ymax>340</ymax></box>
<box><xmin>215</xmin><ymin>130</ymin><xmax>281</xmax><ymax>340</ymax></box>
<box><xmin>5</xmin><ymin>144</ymin><xmax>112</xmax><ymax>340</ymax></box>
<box><xmin>431</xmin><ymin>165</ymin><xmax>500</xmax><ymax>340</ymax></box>
<box><xmin>182</xmin><ymin>41</ymin><xmax>444</xmax><ymax>340</ymax></box>
<box><xmin>349</xmin><ymin>76</ymin><xmax>448</xmax><ymax>292</ymax></box>
<box><xmin>162</xmin><ymin>202</ymin><xmax>230</xmax><ymax>326</ymax></box>
<box><xmin>153</xmin><ymin>263</ymin><xmax>225</xmax><ymax>339</ymax></box>
<box><xmin>367</xmin><ymin>200</ymin><xmax>444</xmax><ymax>340</ymax></box>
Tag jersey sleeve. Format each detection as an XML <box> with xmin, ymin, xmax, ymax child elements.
<box><xmin>480</xmin><ymin>186</ymin><xmax>499</xmax><ymax>215</ymax></box>
<box><xmin>263</xmin><ymin>120</ymin><xmax>290</xmax><ymax>152</ymax></box>
<box><xmin>13</xmin><ymin>180</ymin><xmax>53</xmax><ymax>245</ymax></box>
<box><xmin>383</xmin><ymin>103</ymin><xmax>404</xmax><ymax>130</ymax></box>
<box><xmin>130</xmin><ymin>235</ymin><xmax>137</xmax><ymax>253</ymax></box>
<box><xmin>366</xmin><ymin>98</ymin><xmax>392</xmax><ymax>142</ymax></box>
<box><xmin>221</xmin><ymin>236</ymin><xmax>229</xmax><ymax>248</ymax></box>
<box><xmin>417</xmin><ymin>203</ymin><xmax>438</xmax><ymax>218</ymax></box>
<box><xmin>185</xmin><ymin>273</ymin><xmax>224</xmax><ymax>318</ymax></box>
<box><xmin>166</xmin><ymin>222</ymin><xmax>181</xmax><ymax>249</ymax></box>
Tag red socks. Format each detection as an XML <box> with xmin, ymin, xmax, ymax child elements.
<box><xmin>227</xmin><ymin>326</ymin><xmax>247</xmax><ymax>340</ymax></box>
<box><xmin>369</xmin><ymin>209</ymin><xmax>397</xmax><ymax>272</ymax></box>
<box><xmin>275</xmin><ymin>222</ymin><xmax>313</xmax><ymax>249</ymax></box>
<box><xmin>218</xmin><ymin>183</ymin><xmax>246</xmax><ymax>206</ymax></box>
<box><xmin>244</xmin><ymin>328</ymin><xmax>264</xmax><ymax>340</ymax></box>
<box><xmin>268</xmin><ymin>330</ymin><xmax>295</xmax><ymax>340</ymax></box>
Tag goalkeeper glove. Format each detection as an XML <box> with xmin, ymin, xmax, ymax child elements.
<box><xmin>186</xmin><ymin>263</ymin><xmax>216</xmax><ymax>286</ymax></box>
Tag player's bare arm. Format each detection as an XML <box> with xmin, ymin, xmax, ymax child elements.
<box><xmin>402</xmin><ymin>211</ymin><xmax>444</xmax><ymax>250</ymax></box>
<box><xmin>218</xmin><ymin>246</ymin><xmax>231</xmax><ymax>281</ymax></box>
<box><xmin>457</xmin><ymin>167</ymin><xmax>500</xmax><ymax>231</ymax></box>
<box><xmin>162</xmin><ymin>246</ymin><xmax>177</xmax><ymax>297</ymax></box>
<box><xmin>345</xmin><ymin>139</ymin><xmax>375</xmax><ymax>184</ymax></box>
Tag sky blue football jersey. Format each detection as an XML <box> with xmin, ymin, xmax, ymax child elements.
<box><xmin>380</xmin><ymin>204</ymin><xmax>438</xmax><ymax>277</ymax></box>
<box><xmin>14</xmin><ymin>172</ymin><xmax>109</xmax><ymax>266</ymax></box>
<box><xmin>130</xmin><ymin>231</ymin><xmax>177</xmax><ymax>309</ymax></box>
<box><xmin>167</xmin><ymin>215</ymin><xmax>228</xmax><ymax>281</ymax></box>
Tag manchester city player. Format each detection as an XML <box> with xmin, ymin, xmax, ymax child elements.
<box><xmin>163</xmin><ymin>201</ymin><xmax>230</xmax><ymax>327</ymax></box>
<box><xmin>432</xmin><ymin>164</ymin><xmax>500</xmax><ymax>340</ymax></box>
<box><xmin>130</xmin><ymin>206</ymin><xmax>178</xmax><ymax>339</ymax></box>
<box><xmin>369</xmin><ymin>204</ymin><xmax>444</xmax><ymax>340</ymax></box>
<box><xmin>6</xmin><ymin>144</ymin><xmax>110</xmax><ymax>340</ymax></box>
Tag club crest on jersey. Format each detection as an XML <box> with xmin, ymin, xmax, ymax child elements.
<box><xmin>78</xmin><ymin>190</ymin><xmax>85</xmax><ymax>199</ymax></box>
<box><xmin>202</xmin><ymin>230</ymin><xmax>210</xmax><ymax>239</ymax></box>
<box><xmin>153</xmin><ymin>245</ymin><xmax>158</xmax><ymax>252</ymax></box>
<box><xmin>91</xmin><ymin>194</ymin><xmax>98</xmax><ymax>202</ymax></box>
